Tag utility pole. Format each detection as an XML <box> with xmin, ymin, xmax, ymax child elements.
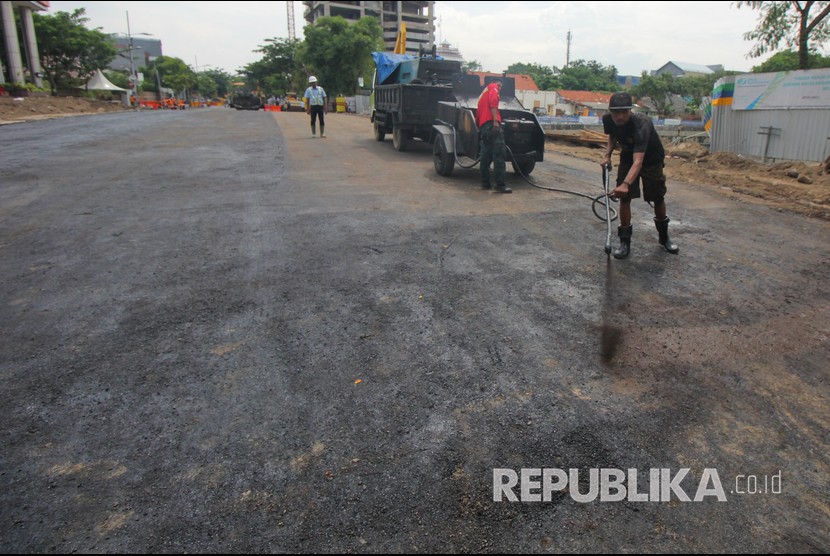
<box><xmin>123</xmin><ymin>11</ymin><xmax>152</xmax><ymax>107</ymax></box>
<box><xmin>565</xmin><ymin>30</ymin><xmax>571</xmax><ymax>68</ymax></box>
<box><xmin>127</xmin><ymin>11</ymin><xmax>137</xmax><ymax>105</ymax></box>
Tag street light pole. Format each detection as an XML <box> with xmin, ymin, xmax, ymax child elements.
<box><xmin>124</xmin><ymin>12</ymin><xmax>153</xmax><ymax>107</ymax></box>
<box><xmin>126</xmin><ymin>10</ymin><xmax>137</xmax><ymax>106</ymax></box>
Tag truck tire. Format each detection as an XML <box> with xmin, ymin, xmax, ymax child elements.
<box><xmin>511</xmin><ymin>158</ymin><xmax>536</xmax><ymax>176</ymax></box>
<box><xmin>374</xmin><ymin>123</ymin><xmax>386</xmax><ymax>142</ymax></box>
<box><xmin>433</xmin><ymin>137</ymin><xmax>454</xmax><ymax>177</ymax></box>
<box><xmin>392</xmin><ymin>127</ymin><xmax>411</xmax><ymax>152</ymax></box>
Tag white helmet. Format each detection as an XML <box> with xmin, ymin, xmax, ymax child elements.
<box><xmin>308</xmin><ymin>76</ymin><xmax>317</xmax><ymax>84</ymax></box>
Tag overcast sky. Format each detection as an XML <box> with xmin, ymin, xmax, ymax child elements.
<box><xmin>47</xmin><ymin>1</ymin><xmax>818</xmax><ymax>77</ymax></box>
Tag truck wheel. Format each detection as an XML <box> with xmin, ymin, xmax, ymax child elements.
<box><xmin>511</xmin><ymin>158</ymin><xmax>536</xmax><ymax>176</ymax></box>
<box><xmin>433</xmin><ymin>137</ymin><xmax>454</xmax><ymax>177</ymax></box>
<box><xmin>392</xmin><ymin>127</ymin><xmax>411</xmax><ymax>152</ymax></box>
<box><xmin>374</xmin><ymin>123</ymin><xmax>385</xmax><ymax>142</ymax></box>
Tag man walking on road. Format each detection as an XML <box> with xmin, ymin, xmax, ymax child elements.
<box><xmin>304</xmin><ymin>76</ymin><xmax>327</xmax><ymax>138</ymax></box>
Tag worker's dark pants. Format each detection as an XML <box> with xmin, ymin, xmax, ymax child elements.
<box><xmin>479</xmin><ymin>121</ymin><xmax>506</xmax><ymax>187</ymax></box>
<box><xmin>309</xmin><ymin>105</ymin><xmax>325</xmax><ymax>130</ymax></box>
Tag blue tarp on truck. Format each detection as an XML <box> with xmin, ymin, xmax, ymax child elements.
<box><xmin>371</xmin><ymin>52</ymin><xmax>413</xmax><ymax>85</ymax></box>
<box><xmin>371</xmin><ymin>51</ymin><xmax>448</xmax><ymax>86</ymax></box>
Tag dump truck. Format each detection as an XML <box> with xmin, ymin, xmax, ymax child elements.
<box><xmin>370</xmin><ymin>50</ymin><xmax>463</xmax><ymax>151</ymax></box>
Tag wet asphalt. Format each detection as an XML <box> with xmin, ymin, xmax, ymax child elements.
<box><xmin>1</xmin><ymin>107</ymin><xmax>828</xmax><ymax>553</ymax></box>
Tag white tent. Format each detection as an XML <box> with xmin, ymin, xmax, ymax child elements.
<box><xmin>85</xmin><ymin>69</ymin><xmax>127</xmax><ymax>92</ymax></box>
<box><xmin>84</xmin><ymin>69</ymin><xmax>130</xmax><ymax>106</ymax></box>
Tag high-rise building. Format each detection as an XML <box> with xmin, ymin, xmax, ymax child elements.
<box><xmin>107</xmin><ymin>35</ymin><xmax>163</xmax><ymax>73</ymax></box>
<box><xmin>302</xmin><ymin>1</ymin><xmax>435</xmax><ymax>55</ymax></box>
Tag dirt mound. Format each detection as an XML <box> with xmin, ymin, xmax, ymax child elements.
<box><xmin>551</xmin><ymin>137</ymin><xmax>830</xmax><ymax>221</ymax></box>
<box><xmin>0</xmin><ymin>95</ymin><xmax>127</xmax><ymax>123</ymax></box>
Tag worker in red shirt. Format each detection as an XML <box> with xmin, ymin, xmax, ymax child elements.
<box><xmin>476</xmin><ymin>78</ymin><xmax>511</xmax><ymax>193</ymax></box>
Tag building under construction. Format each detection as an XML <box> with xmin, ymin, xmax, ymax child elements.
<box><xmin>302</xmin><ymin>1</ymin><xmax>435</xmax><ymax>55</ymax></box>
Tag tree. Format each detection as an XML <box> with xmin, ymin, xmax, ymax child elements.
<box><xmin>506</xmin><ymin>62</ymin><xmax>557</xmax><ymax>90</ymax></box>
<box><xmin>631</xmin><ymin>73</ymin><xmax>679</xmax><ymax>118</ymax></box>
<box><xmin>32</xmin><ymin>8</ymin><xmax>116</xmax><ymax>93</ymax></box>
<box><xmin>736</xmin><ymin>1</ymin><xmax>830</xmax><ymax>70</ymax></box>
<box><xmin>751</xmin><ymin>48</ymin><xmax>830</xmax><ymax>71</ymax></box>
<box><xmin>301</xmin><ymin>16</ymin><xmax>383</xmax><ymax>96</ymax></box>
<box><xmin>242</xmin><ymin>37</ymin><xmax>302</xmax><ymax>95</ymax></box>
<box><xmin>675</xmin><ymin>70</ymin><xmax>740</xmax><ymax>112</ymax></box>
<box><xmin>147</xmin><ymin>56</ymin><xmax>195</xmax><ymax>98</ymax></box>
<box><xmin>199</xmin><ymin>69</ymin><xmax>233</xmax><ymax>98</ymax></box>
<box><xmin>553</xmin><ymin>59</ymin><xmax>618</xmax><ymax>92</ymax></box>
<box><xmin>462</xmin><ymin>59</ymin><xmax>482</xmax><ymax>72</ymax></box>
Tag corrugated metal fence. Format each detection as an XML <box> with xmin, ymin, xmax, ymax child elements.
<box><xmin>710</xmin><ymin>71</ymin><xmax>830</xmax><ymax>163</ymax></box>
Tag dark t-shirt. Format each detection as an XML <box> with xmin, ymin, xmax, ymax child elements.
<box><xmin>602</xmin><ymin>112</ymin><xmax>664</xmax><ymax>167</ymax></box>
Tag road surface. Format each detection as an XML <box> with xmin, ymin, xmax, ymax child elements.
<box><xmin>1</xmin><ymin>107</ymin><xmax>828</xmax><ymax>552</ymax></box>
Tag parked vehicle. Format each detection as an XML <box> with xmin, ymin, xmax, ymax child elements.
<box><xmin>370</xmin><ymin>50</ymin><xmax>462</xmax><ymax>152</ymax></box>
<box><xmin>281</xmin><ymin>93</ymin><xmax>305</xmax><ymax>112</ymax></box>
<box><xmin>230</xmin><ymin>92</ymin><xmax>263</xmax><ymax>111</ymax></box>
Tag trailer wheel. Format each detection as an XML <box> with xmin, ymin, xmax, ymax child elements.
<box><xmin>511</xmin><ymin>158</ymin><xmax>536</xmax><ymax>176</ymax></box>
<box><xmin>433</xmin><ymin>137</ymin><xmax>454</xmax><ymax>177</ymax></box>
<box><xmin>374</xmin><ymin>123</ymin><xmax>385</xmax><ymax>142</ymax></box>
<box><xmin>392</xmin><ymin>127</ymin><xmax>411</xmax><ymax>152</ymax></box>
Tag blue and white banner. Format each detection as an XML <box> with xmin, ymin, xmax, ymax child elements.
<box><xmin>732</xmin><ymin>69</ymin><xmax>830</xmax><ymax>110</ymax></box>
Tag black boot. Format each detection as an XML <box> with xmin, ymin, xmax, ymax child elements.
<box><xmin>654</xmin><ymin>217</ymin><xmax>679</xmax><ymax>254</ymax></box>
<box><xmin>613</xmin><ymin>225</ymin><xmax>632</xmax><ymax>259</ymax></box>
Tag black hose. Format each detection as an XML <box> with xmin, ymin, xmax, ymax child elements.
<box><xmin>436</xmin><ymin>119</ymin><xmax>618</xmax><ymax>222</ymax></box>
<box><xmin>505</xmin><ymin>144</ymin><xmax>618</xmax><ymax>222</ymax></box>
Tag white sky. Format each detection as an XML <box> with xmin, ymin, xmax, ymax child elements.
<box><xmin>47</xmin><ymin>1</ymin><xmax>822</xmax><ymax>76</ymax></box>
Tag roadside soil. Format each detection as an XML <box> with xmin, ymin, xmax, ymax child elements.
<box><xmin>2</xmin><ymin>95</ymin><xmax>828</xmax><ymax>221</ymax></box>
<box><xmin>548</xmin><ymin>140</ymin><xmax>830</xmax><ymax>222</ymax></box>
<box><xmin>0</xmin><ymin>94</ymin><xmax>126</xmax><ymax>123</ymax></box>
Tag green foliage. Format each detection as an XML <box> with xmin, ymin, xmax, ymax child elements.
<box><xmin>506</xmin><ymin>62</ymin><xmax>558</xmax><ymax>90</ymax></box>
<box><xmin>32</xmin><ymin>8</ymin><xmax>116</xmax><ymax>93</ymax></box>
<box><xmin>503</xmin><ymin>60</ymin><xmax>617</xmax><ymax>91</ymax></box>
<box><xmin>242</xmin><ymin>37</ymin><xmax>302</xmax><ymax>95</ymax></box>
<box><xmin>751</xmin><ymin>48</ymin><xmax>830</xmax><ymax>71</ymax></box>
<box><xmin>463</xmin><ymin>60</ymin><xmax>483</xmax><ymax>72</ymax></box>
<box><xmin>675</xmin><ymin>70</ymin><xmax>740</xmax><ymax>109</ymax></box>
<box><xmin>104</xmin><ymin>70</ymin><xmax>129</xmax><ymax>89</ymax></box>
<box><xmin>630</xmin><ymin>70</ymin><xmax>741</xmax><ymax>117</ymax></box>
<box><xmin>631</xmin><ymin>73</ymin><xmax>678</xmax><ymax>117</ymax></box>
<box><xmin>736</xmin><ymin>1</ymin><xmax>830</xmax><ymax>69</ymax></box>
<box><xmin>1</xmin><ymin>82</ymin><xmax>49</xmax><ymax>93</ymax></box>
<box><xmin>198</xmin><ymin>69</ymin><xmax>233</xmax><ymax>98</ymax></box>
<box><xmin>145</xmin><ymin>56</ymin><xmax>195</xmax><ymax>97</ymax></box>
<box><xmin>553</xmin><ymin>60</ymin><xmax>618</xmax><ymax>92</ymax></box>
<box><xmin>301</xmin><ymin>16</ymin><xmax>384</xmax><ymax>96</ymax></box>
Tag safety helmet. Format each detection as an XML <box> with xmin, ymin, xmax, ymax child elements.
<box><xmin>308</xmin><ymin>76</ymin><xmax>318</xmax><ymax>84</ymax></box>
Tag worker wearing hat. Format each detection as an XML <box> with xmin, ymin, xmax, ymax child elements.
<box><xmin>601</xmin><ymin>91</ymin><xmax>679</xmax><ymax>258</ymax></box>
<box><xmin>303</xmin><ymin>75</ymin><xmax>327</xmax><ymax>138</ymax></box>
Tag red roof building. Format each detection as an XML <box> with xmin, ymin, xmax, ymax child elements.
<box><xmin>467</xmin><ymin>71</ymin><xmax>539</xmax><ymax>91</ymax></box>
